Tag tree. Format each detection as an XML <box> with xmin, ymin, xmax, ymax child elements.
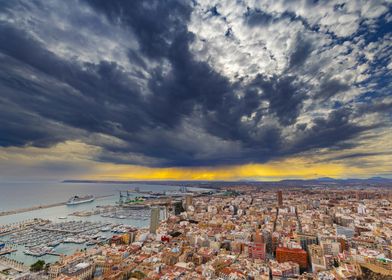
<box><xmin>30</xmin><ymin>260</ymin><xmax>45</xmax><ymax>272</ymax></box>
<box><xmin>129</xmin><ymin>270</ymin><xmax>146</xmax><ymax>279</ymax></box>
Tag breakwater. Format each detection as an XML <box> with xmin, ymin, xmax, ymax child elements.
<box><xmin>0</xmin><ymin>195</ymin><xmax>114</xmax><ymax>217</ymax></box>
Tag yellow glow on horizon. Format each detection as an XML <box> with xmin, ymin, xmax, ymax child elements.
<box><xmin>1</xmin><ymin>140</ymin><xmax>390</xmax><ymax>181</ymax></box>
<box><xmin>87</xmin><ymin>157</ymin><xmax>362</xmax><ymax>181</ymax></box>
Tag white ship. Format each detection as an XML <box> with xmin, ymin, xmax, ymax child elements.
<box><xmin>66</xmin><ymin>195</ymin><xmax>94</xmax><ymax>205</ymax></box>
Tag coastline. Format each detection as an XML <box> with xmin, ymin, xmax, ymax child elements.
<box><xmin>0</xmin><ymin>194</ymin><xmax>114</xmax><ymax>217</ymax></box>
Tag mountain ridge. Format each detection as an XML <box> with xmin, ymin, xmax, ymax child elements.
<box><xmin>63</xmin><ymin>177</ymin><xmax>392</xmax><ymax>184</ymax></box>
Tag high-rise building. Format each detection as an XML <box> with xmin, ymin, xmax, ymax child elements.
<box><xmin>150</xmin><ymin>207</ymin><xmax>160</xmax><ymax>234</ymax></box>
<box><xmin>127</xmin><ymin>229</ymin><xmax>137</xmax><ymax>244</ymax></box>
<box><xmin>277</xmin><ymin>190</ymin><xmax>283</xmax><ymax>207</ymax></box>
<box><xmin>185</xmin><ymin>195</ymin><xmax>193</xmax><ymax>210</ymax></box>
<box><xmin>297</xmin><ymin>233</ymin><xmax>318</xmax><ymax>251</ymax></box>
<box><xmin>248</xmin><ymin>229</ymin><xmax>266</xmax><ymax>260</ymax></box>
<box><xmin>357</xmin><ymin>204</ymin><xmax>366</xmax><ymax>215</ymax></box>
<box><xmin>309</xmin><ymin>244</ymin><xmax>327</xmax><ymax>272</ymax></box>
<box><xmin>320</xmin><ymin>240</ymin><xmax>341</xmax><ymax>256</ymax></box>
<box><xmin>276</xmin><ymin>247</ymin><xmax>308</xmax><ymax>269</ymax></box>
<box><xmin>173</xmin><ymin>201</ymin><xmax>184</xmax><ymax>215</ymax></box>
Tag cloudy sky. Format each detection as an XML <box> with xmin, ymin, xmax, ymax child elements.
<box><xmin>0</xmin><ymin>0</ymin><xmax>391</xmax><ymax>181</ymax></box>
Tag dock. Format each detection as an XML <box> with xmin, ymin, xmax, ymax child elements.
<box><xmin>0</xmin><ymin>194</ymin><xmax>114</xmax><ymax>217</ymax></box>
<box><xmin>0</xmin><ymin>219</ymin><xmax>50</xmax><ymax>237</ymax></box>
<box><xmin>0</xmin><ymin>249</ymin><xmax>17</xmax><ymax>256</ymax></box>
<box><xmin>46</xmin><ymin>252</ymin><xmax>62</xmax><ymax>256</ymax></box>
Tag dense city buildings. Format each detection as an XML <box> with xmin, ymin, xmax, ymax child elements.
<box><xmin>1</xmin><ymin>186</ymin><xmax>392</xmax><ymax>279</ymax></box>
<box><xmin>1</xmin><ymin>0</ymin><xmax>391</xmax><ymax>279</ymax></box>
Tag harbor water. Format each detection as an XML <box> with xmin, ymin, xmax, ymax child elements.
<box><xmin>0</xmin><ymin>181</ymin><xmax>201</xmax><ymax>265</ymax></box>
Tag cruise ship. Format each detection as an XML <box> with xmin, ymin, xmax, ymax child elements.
<box><xmin>66</xmin><ymin>195</ymin><xmax>95</xmax><ymax>205</ymax></box>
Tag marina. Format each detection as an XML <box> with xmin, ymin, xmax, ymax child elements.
<box><xmin>0</xmin><ymin>182</ymin><xmax>208</xmax><ymax>265</ymax></box>
<box><xmin>0</xmin><ymin>219</ymin><xmax>141</xmax><ymax>262</ymax></box>
<box><xmin>69</xmin><ymin>205</ymin><xmax>151</xmax><ymax>221</ymax></box>
<box><xmin>0</xmin><ymin>219</ymin><xmax>49</xmax><ymax>237</ymax></box>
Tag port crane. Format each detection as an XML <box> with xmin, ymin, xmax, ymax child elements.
<box><xmin>118</xmin><ymin>191</ymin><xmax>125</xmax><ymax>205</ymax></box>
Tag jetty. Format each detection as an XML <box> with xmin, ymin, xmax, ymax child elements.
<box><xmin>0</xmin><ymin>248</ymin><xmax>17</xmax><ymax>256</ymax></box>
<box><xmin>0</xmin><ymin>219</ymin><xmax>49</xmax><ymax>237</ymax></box>
<box><xmin>0</xmin><ymin>194</ymin><xmax>114</xmax><ymax>217</ymax></box>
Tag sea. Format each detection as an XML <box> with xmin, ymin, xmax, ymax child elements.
<box><xmin>0</xmin><ymin>181</ymin><xmax>201</xmax><ymax>265</ymax></box>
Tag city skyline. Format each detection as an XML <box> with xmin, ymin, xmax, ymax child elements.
<box><xmin>0</xmin><ymin>0</ymin><xmax>391</xmax><ymax>181</ymax></box>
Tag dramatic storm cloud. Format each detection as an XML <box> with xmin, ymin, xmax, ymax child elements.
<box><xmin>0</xmin><ymin>0</ymin><xmax>391</xmax><ymax>179</ymax></box>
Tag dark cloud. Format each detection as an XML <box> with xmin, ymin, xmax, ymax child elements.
<box><xmin>326</xmin><ymin>152</ymin><xmax>391</xmax><ymax>162</ymax></box>
<box><xmin>354</xmin><ymin>98</ymin><xmax>392</xmax><ymax>118</ymax></box>
<box><xmin>87</xmin><ymin>0</ymin><xmax>192</xmax><ymax>58</ymax></box>
<box><xmin>289</xmin><ymin>35</ymin><xmax>313</xmax><ymax>69</ymax></box>
<box><xmin>244</xmin><ymin>8</ymin><xmax>275</xmax><ymax>27</ymax></box>
<box><xmin>315</xmin><ymin>78</ymin><xmax>350</xmax><ymax>101</ymax></box>
<box><xmin>289</xmin><ymin>108</ymin><xmax>372</xmax><ymax>153</ymax></box>
<box><xmin>0</xmin><ymin>0</ymin><xmax>389</xmax><ymax>168</ymax></box>
<box><xmin>0</xmin><ymin>24</ymin><xmax>147</xmax><ymax>133</ymax></box>
<box><xmin>250</xmin><ymin>75</ymin><xmax>306</xmax><ymax>126</ymax></box>
<box><xmin>0</xmin><ymin>100</ymin><xmax>68</xmax><ymax>147</ymax></box>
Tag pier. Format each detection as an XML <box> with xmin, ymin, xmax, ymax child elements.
<box><xmin>0</xmin><ymin>219</ymin><xmax>49</xmax><ymax>237</ymax></box>
<box><xmin>46</xmin><ymin>252</ymin><xmax>62</xmax><ymax>256</ymax></box>
<box><xmin>0</xmin><ymin>194</ymin><xmax>114</xmax><ymax>217</ymax></box>
<box><xmin>0</xmin><ymin>249</ymin><xmax>17</xmax><ymax>256</ymax></box>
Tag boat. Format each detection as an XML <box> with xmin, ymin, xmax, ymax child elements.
<box><xmin>24</xmin><ymin>246</ymin><xmax>54</xmax><ymax>257</ymax></box>
<box><xmin>86</xmin><ymin>240</ymin><xmax>98</xmax><ymax>246</ymax></box>
<box><xmin>58</xmin><ymin>216</ymin><xmax>68</xmax><ymax>219</ymax></box>
<box><xmin>112</xmin><ymin>226</ymin><xmax>127</xmax><ymax>233</ymax></box>
<box><xmin>63</xmin><ymin>237</ymin><xmax>86</xmax><ymax>244</ymax></box>
<box><xmin>116</xmin><ymin>215</ymin><xmax>126</xmax><ymax>219</ymax></box>
<box><xmin>66</xmin><ymin>195</ymin><xmax>95</xmax><ymax>205</ymax></box>
<box><xmin>48</xmin><ymin>240</ymin><xmax>61</xmax><ymax>247</ymax></box>
<box><xmin>100</xmin><ymin>226</ymin><xmax>111</xmax><ymax>232</ymax></box>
